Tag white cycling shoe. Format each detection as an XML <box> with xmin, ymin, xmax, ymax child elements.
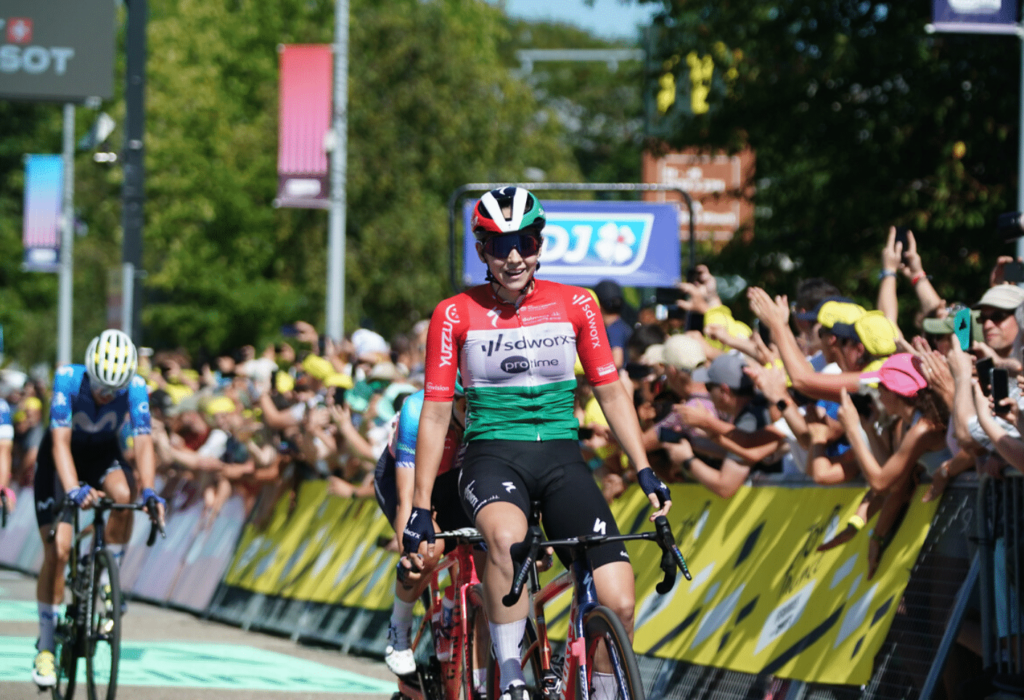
<box><xmin>384</xmin><ymin>645</ymin><xmax>416</xmax><ymax>676</ymax></box>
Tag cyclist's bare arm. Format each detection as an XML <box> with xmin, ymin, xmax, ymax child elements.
<box><xmin>593</xmin><ymin>380</ymin><xmax>671</xmax><ymax>518</ymax></box>
<box><xmin>412</xmin><ymin>399</ymin><xmax>452</xmax><ymax>556</ymax></box>
<box><xmin>51</xmin><ymin>427</ymin><xmax>84</xmax><ymax>496</ymax></box>
<box><xmin>0</xmin><ymin>439</ymin><xmax>11</xmax><ymax>491</ymax></box>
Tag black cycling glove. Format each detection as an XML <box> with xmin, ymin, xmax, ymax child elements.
<box><xmin>402</xmin><ymin>506</ymin><xmax>435</xmax><ymax>556</ymax></box>
<box><xmin>638</xmin><ymin>468</ymin><xmax>671</xmax><ymax>507</ymax></box>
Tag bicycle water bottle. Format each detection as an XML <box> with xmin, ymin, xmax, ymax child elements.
<box><xmin>436</xmin><ymin>586</ymin><xmax>456</xmax><ymax>661</ymax></box>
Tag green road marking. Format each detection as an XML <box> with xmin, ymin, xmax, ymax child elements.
<box><xmin>0</xmin><ymin>601</ymin><xmax>43</xmax><ymax>622</ymax></box>
<box><xmin>0</xmin><ymin>637</ymin><xmax>393</xmax><ymax>694</ymax></box>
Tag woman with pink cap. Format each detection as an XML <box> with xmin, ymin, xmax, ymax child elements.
<box><xmin>832</xmin><ymin>353</ymin><xmax>949</xmax><ymax>576</ymax></box>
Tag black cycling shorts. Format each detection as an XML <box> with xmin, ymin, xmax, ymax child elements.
<box><xmin>374</xmin><ymin>450</ymin><xmax>472</xmax><ymax>553</ymax></box>
<box><xmin>34</xmin><ymin>432</ymin><xmax>135</xmax><ymax>528</ymax></box>
<box><xmin>458</xmin><ymin>439</ymin><xmax>629</xmax><ymax>570</ymax></box>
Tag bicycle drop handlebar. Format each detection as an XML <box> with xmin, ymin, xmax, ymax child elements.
<box><xmin>49</xmin><ymin>496</ymin><xmax>166</xmax><ymax>546</ymax></box>
<box><xmin>502</xmin><ymin>515</ymin><xmax>691</xmax><ymax>607</ymax></box>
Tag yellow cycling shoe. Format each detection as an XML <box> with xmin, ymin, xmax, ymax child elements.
<box><xmin>32</xmin><ymin>649</ymin><xmax>56</xmax><ymax>688</ymax></box>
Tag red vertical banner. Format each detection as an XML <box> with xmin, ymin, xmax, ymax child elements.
<box><xmin>276</xmin><ymin>44</ymin><xmax>332</xmax><ymax>209</ymax></box>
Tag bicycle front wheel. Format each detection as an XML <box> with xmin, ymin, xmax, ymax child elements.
<box><xmin>575</xmin><ymin>606</ymin><xmax>645</xmax><ymax>700</ymax></box>
<box><xmin>52</xmin><ymin>613</ymin><xmax>79</xmax><ymax>700</ymax></box>
<box><xmin>85</xmin><ymin>549</ymin><xmax>121</xmax><ymax>700</ymax></box>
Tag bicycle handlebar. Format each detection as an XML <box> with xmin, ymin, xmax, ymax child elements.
<box><xmin>49</xmin><ymin>496</ymin><xmax>165</xmax><ymax>546</ymax></box>
<box><xmin>395</xmin><ymin>527</ymin><xmax>484</xmax><ymax>584</ymax></box>
<box><xmin>502</xmin><ymin>515</ymin><xmax>691</xmax><ymax>607</ymax></box>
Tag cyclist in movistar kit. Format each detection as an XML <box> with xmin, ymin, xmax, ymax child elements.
<box><xmin>31</xmin><ymin>329</ymin><xmax>165</xmax><ymax>688</ymax></box>
<box><xmin>404</xmin><ymin>187</ymin><xmax>672</xmax><ymax>700</ymax></box>
<box><xmin>375</xmin><ymin>383</ymin><xmax>473</xmax><ymax>678</ymax></box>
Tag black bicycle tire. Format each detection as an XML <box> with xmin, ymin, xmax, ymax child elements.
<box><xmin>52</xmin><ymin>612</ymin><xmax>79</xmax><ymax>700</ymax></box>
<box><xmin>462</xmin><ymin>585</ymin><xmax>489</xmax><ymax>700</ymax></box>
<box><xmin>574</xmin><ymin>606</ymin><xmax>645</xmax><ymax>700</ymax></box>
<box><xmin>485</xmin><ymin>615</ymin><xmax>543</xmax><ymax>699</ymax></box>
<box><xmin>85</xmin><ymin>549</ymin><xmax>121</xmax><ymax>700</ymax></box>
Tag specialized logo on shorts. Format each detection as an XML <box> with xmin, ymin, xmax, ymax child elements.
<box><xmin>593</xmin><ymin>518</ymin><xmax>607</xmax><ymax>536</ymax></box>
<box><xmin>503</xmin><ymin>482</ymin><xmax>516</xmax><ymax>493</ymax></box>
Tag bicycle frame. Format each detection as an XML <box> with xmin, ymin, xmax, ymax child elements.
<box><xmin>527</xmin><ymin>558</ymin><xmax>612</xmax><ymax>700</ymax></box>
<box><xmin>398</xmin><ymin>542</ymin><xmax>482</xmax><ymax>700</ymax></box>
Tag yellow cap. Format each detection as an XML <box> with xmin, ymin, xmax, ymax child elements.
<box><xmin>275</xmin><ymin>372</ymin><xmax>295</xmax><ymax>394</ymax></box>
<box><xmin>302</xmin><ymin>354</ymin><xmax>334</xmax><ymax>381</ymax></box>
<box><xmin>818</xmin><ymin>301</ymin><xmax>866</xmax><ymax>329</ymax></box>
<box><xmin>325</xmin><ymin>373</ymin><xmax>354</xmax><ymax>389</ymax></box>
<box><xmin>205</xmin><ymin>396</ymin><xmax>236</xmax><ymax>416</ymax></box>
<box><xmin>24</xmin><ymin>397</ymin><xmax>42</xmax><ymax>411</ymax></box>
<box><xmin>853</xmin><ymin>311</ymin><xmax>899</xmax><ymax>357</ymax></box>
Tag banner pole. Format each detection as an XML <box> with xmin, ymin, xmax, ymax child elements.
<box><xmin>58</xmin><ymin>103</ymin><xmax>75</xmax><ymax>366</ymax></box>
<box><xmin>326</xmin><ymin>0</ymin><xmax>349</xmax><ymax>341</ymax></box>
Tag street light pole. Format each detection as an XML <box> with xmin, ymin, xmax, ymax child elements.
<box><xmin>121</xmin><ymin>0</ymin><xmax>147</xmax><ymax>343</ymax></box>
<box><xmin>326</xmin><ymin>0</ymin><xmax>349</xmax><ymax>341</ymax></box>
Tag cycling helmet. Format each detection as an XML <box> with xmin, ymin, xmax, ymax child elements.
<box><xmin>471</xmin><ymin>187</ymin><xmax>546</xmax><ymax>239</ymax></box>
<box><xmin>85</xmin><ymin>329</ymin><xmax>138</xmax><ymax>392</ymax></box>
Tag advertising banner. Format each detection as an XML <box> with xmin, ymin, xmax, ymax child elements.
<box><xmin>276</xmin><ymin>44</ymin><xmax>332</xmax><ymax>209</ymax></box>
<box><xmin>462</xmin><ymin>200</ymin><xmax>682</xmax><ymax>287</ymax></box>
<box><xmin>931</xmin><ymin>0</ymin><xmax>1020</xmax><ymax>33</ymax></box>
<box><xmin>0</xmin><ymin>0</ymin><xmax>115</xmax><ymax>102</ymax></box>
<box><xmin>22</xmin><ymin>154</ymin><xmax>62</xmax><ymax>273</ymax></box>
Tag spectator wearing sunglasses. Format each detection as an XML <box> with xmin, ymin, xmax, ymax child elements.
<box><xmin>973</xmin><ymin>285</ymin><xmax>1024</xmax><ymax>376</ymax></box>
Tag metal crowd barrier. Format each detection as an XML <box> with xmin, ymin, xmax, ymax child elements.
<box><xmin>977</xmin><ymin>471</ymin><xmax>1024</xmax><ymax>697</ymax></box>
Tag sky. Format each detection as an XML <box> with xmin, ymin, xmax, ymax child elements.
<box><xmin>486</xmin><ymin>0</ymin><xmax>659</xmax><ymax>41</ymax></box>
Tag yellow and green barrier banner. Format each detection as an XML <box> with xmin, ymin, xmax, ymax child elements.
<box><xmin>624</xmin><ymin>483</ymin><xmax>938</xmax><ymax>686</ymax></box>
<box><xmin>223</xmin><ymin>480</ymin><xmax>399</xmax><ymax>610</ymax></box>
<box><xmin>222</xmin><ymin>480</ymin><xmax>938</xmax><ymax>686</ymax></box>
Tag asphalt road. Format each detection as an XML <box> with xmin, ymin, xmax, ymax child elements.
<box><xmin>0</xmin><ymin>569</ymin><xmax>398</xmax><ymax>700</ymax></box>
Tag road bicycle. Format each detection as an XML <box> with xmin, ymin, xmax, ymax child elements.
<box><xmin>392</xmin><ymin>527</ymin><xmax>491</xmax><ymax>700</ymax></box>
<box><xmin>49</xmin><ymin>496</ymin><xmax>163</xmax><ymax>700</ymax></box>
<box><xmin>489</xmin><ymin>502</ymin><xmax>690</xmax><ymax>700</ymax></box>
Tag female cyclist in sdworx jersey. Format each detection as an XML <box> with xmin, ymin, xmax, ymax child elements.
<box><xmin>403</xmin><ymin>187</ymin><xmax>673</xmax><ymax>700</ymax></box>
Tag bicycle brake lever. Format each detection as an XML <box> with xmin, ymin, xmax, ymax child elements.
<box><xmin>503</xmin><ymin>527</ymin><xmax>541</xmax><ymax>607</ymax></box>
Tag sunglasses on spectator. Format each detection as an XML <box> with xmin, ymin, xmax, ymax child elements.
<box><xmin>482</xmin><ymin>233</ymin><xmax>542</xmax><ymax>259</ymax></box>
<box><xmin>705</xmin><ymin>382</ymin><xmax>720</xmax><ymax>392</ymax></box>
<box><xmin>979</xmin><ymin>309</ymin><xmax>1014</xmax><ymax>324</ymax></box>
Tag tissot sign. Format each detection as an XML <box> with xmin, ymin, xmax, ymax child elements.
<box><xmin>0</xmin><ymin>0</ymin><xmax>115</xmax><ymax>102</ymax></box>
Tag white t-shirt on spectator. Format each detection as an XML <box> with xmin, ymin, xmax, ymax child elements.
<box><xmin>197</xmin><ymin>428</ymin><xmax>229</xmax><ymax>459</ymax></box>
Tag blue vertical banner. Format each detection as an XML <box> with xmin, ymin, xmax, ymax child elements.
<box><xmin>22</xmin><ymin>154</ymin><xmax>63</xmax><ymax>272</ymax></box>
<box><xmin>931</xmin><ymin>0</ymin><xmax>1020</xmax><ymax>33</ymax></box>
<box><xmin>463</xmin><ymin>201</ymin><xmax>682</xmax><ymax>288</ymax></box>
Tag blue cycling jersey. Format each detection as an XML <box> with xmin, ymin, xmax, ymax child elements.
<box><xmin>49</xmin><ymin>365</ymin><xmax>151</xmax><ymax>444</ymax></box>
<box><xmin>392</xmin><ymin>391</ymin><xmax>424</xmax><ymax>469</ymax></box>
<box><xmin>0</xmin><ymin>398</ymin><xmax>11</xmax><ymax>441</ymax></box>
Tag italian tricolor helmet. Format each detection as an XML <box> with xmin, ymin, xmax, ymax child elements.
<box><xmin>471</xmin><ymin>187</ymin><xmax>546</xmax><ymax>240</ymax></box>
<box><xmin>85</xmin><ymin>329</ymin><xmax>138</xmax><ymax>392</ymax></box>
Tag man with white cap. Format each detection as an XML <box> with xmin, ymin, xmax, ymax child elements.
<box><xmin>973</xmin><ymin>284</ymin><xmax>1024</xmax><ymax>375</ymax></box>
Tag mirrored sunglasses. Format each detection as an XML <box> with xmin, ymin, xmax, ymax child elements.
<box><xmin>482</xmin><ymin>233</ymin><xmax>541</xmax><ymax>259</ymax></box>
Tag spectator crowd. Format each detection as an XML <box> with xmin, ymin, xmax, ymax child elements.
<box><xmin>2</xmin><ymin>227</ymin><xmax>1020</xmax><ymax>584</ymax></box>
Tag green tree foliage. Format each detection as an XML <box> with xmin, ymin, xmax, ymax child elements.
<box><xmin>640</xmin><ymin>0</ymin><xmax>1018</xmax><ymax>312</ymax></box>
<box><xmin>0</xmin><ymin>0</ymin><xmax>581</xmax><ymax>363</ymax></box>
<box><xmin>496</xmin><ymin>20</ymin><xmax>647</xmax><ymax>189</ymax></box>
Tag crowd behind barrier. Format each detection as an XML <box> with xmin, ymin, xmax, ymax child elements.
<box><xmin>2</xmin><ymin>228</ymin><xmax>1024</xmax><ymax>698</ymax></box>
